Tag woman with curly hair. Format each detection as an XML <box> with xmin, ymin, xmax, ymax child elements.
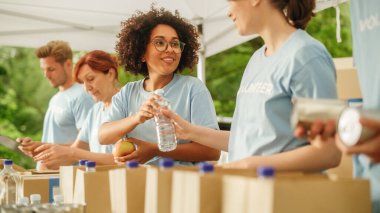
<box><xmin>162</xmin><ymin>0</ymin><xmax>341</xmax><ymax>172</ymax></box>
<box><xmin>99</xmin><ymin>7</ymin><xmax>220</xmax><ymax>165</ymax></box>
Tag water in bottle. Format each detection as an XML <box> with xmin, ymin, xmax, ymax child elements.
<box><xmin>30</xmin><ymin>194</ymin><xmax>41</xmax><ymax>206</ymax></box>
<box><xmin>0</xmin><ymin>159</ymin><xmax>22</xmax><ymax>205</ymax></box>
<box><xmin>153</xmin><ymin>89</ymin><xmax>177</xmax><ymax>152</ymax></box>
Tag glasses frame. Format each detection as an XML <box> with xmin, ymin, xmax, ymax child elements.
<box><xmin>150</xmin><ymin>38</ymin><xmax>186</xmax><ymax>54</ymax></box>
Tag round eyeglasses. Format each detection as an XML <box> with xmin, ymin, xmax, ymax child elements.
<box><xmin>151</xmin><ymin>38</ymin><xmax>185</xmax><ymax>54</ymax></box>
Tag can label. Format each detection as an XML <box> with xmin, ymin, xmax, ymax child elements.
<box><xmin>338</xmin><ymin>108</ymin><xmax>380</xmax><ymax>146</ymax></box>
<box><xmin>291</xmin><ymin>97</ymin><xmax>347</xmax><ymax>130</ymax></box>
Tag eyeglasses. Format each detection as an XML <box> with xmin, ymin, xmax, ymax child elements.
<box><xmin>150</xmin><ymin>38</ymin><xmax>185</xmax><ymax>54</ymax></box>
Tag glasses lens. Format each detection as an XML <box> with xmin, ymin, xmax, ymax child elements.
<box><xmin>153</xmin><ymin>39</ymin><xmax>167</xmax><ymax>52</ymax></box>
<box><xmin>152</xmin><ymin>39</ymin><xmax>185</xmax><ymax>53</ymax></box>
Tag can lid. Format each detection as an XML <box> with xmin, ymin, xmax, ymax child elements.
<box><xmin>126</xmin><ymin>160</ymin><xmax>139</xmax><ymax>168</ymax></box>
<box><xmin>257</xmin><ymin>167</ymin><xmax>275</xmax><ymax>177</ymax></box>
<box><xmin>86</xmin><ymin>161</ymin><xmax>96</xmax><ymax>168</ymax></box>
<box><xmin>78</xmin><ymin>159</ymin><xmax>88</xmax><ymax>166</ymax></box>
<box><xmin>30</xmin><ymin>194</ymin><xmax>41</xmax><ymax>202</ymax></box>
<box><xmin>4</xmin><ymin>159</ymin><xmax>12</xmax><ymax>165</ymax></box>
<box><xmin>338</xmin><ymin>107</ymin><xmax>362</xmax><ymax>146</ymax></box>
<box><xmin>198</xmin><ymin>162</ymin><xmax>214</xmax><ymax>173</ymax></box>
<box><xmin>159</xmin><ymin>158</ymin><xmax>174</xmax><ymax>168</ymax></box>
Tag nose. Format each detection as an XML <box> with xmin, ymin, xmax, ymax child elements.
<box><xmin>165</xmin><ymin>43</ymin><xmax>175</xmax><ymax>53</ymax></box>
<box><xmin>43</xmin><ymin>70</ymin><xmax>49</xmax><ymax>78</ymax></box>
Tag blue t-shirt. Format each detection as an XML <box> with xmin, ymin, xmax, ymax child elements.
<box><xmin>105</xmin><ymin>74</ymin><xmax>218</xmax><ymax>165</ymax></box>
<box><xmin>351</xmin><ymin>1</ymin><xmax>380</xmax><ymax>212</ymax></box>
<box><xmin>228</xmin><ymin>29</ymin><xmax>337</xmax><ymax>162</ymax></box>
<box><xmin>41</xmin><ymin>83</ymin><xmax>94</xmax><ymax>144</ymax></box>
<box><xmin>77</xmin><ymin>102</ymin><xmax>114</xmax><ymax>153</ymax></box>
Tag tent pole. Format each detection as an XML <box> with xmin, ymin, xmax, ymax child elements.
<box><xmin>196</xmin><ymin>21</ymin><xmax>206</xmax><ymax>83</ymax></box>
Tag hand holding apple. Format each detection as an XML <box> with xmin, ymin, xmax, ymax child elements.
<box><xmin>112</xmin><ymin>139</ymin><xmax>136</xmax><ymax>157</ymax></box>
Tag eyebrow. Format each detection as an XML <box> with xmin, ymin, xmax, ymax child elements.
<box><xmin>152</xmin><ymin>35</ymin><xmax>179</xmax><ymax>40</ymax></box>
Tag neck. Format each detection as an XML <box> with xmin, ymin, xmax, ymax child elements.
<box><xmin>58</xmin><ymin>78</ymin><xmax>75</xmax><ymax>92</ymax></box>
<box><xmin>259</xmin><ymin>9</ymin><xmax>296</xmax><ymax>56</ymax></box>
<box><xmin>144</xmin><ymin>72</ymin><xmax>174</xmax><ymax>92</ymax></box>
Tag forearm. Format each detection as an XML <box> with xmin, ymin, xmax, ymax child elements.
<box><xmin>157</xmin><ymin>142</ymin><xmax>220</xmax><ymax>162</ymax></box>
<box><xmin>99</xmin><ymin>115</ymin><xmax>140</xmax><ymax>145</ymax></box>
<box><xmin>190</xmin><ymin>126</ymin><xmax>230</xmax><ymax>151</ymax></box>
<box><xmin>71</xmin><ymin>148</ymin><xmax>115</xmax><ymax>165</ymax></box>
<box><xmin>226</xmin><ymin>139</ymin><xmax>341</xmax><ymax>172</ymax></box>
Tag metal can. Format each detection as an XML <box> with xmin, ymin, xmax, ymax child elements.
<box><xmin>338</xmin><ymin>108</ymin><xmax>380</xmax><ymax>146</ymax></box>
<box><xmin>291</xmin><ymin>97</ymin><xmax>348</xmax><ymax>130</ymax></box>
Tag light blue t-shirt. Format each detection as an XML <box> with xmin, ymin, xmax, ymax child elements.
<box><xmin>228</xmin><ymin>29</ymin><xmax>337</xmax><ymax>162</ymax></box>
<box><xmin>351</xmin><ymin>1</ymin><xmax>380</xmax><ymax>212</ymax></box>
<box><xmin>41</xmin><ymin>83</ymin><xmax>94</xmax><ymax>144</ymax></box>
<box><xmin>105</xmin><ymin>74</ymin><xmax>218</xmax><ymax>165</ymax></box>
<box><xmin>77</xmin><ymin>102</ymin><xmax>114</xmax><ymax>153</ymax></box>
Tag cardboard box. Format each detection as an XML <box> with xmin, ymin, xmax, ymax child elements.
<box><xmin>21</xmin><ymin>174</ymin><xmax>60</xmax><ymax>203</ymax></box>
<box><xmin>334</xmin><ymin>57</ymin><xmax>362</xmax><ymax>100</ymax></box>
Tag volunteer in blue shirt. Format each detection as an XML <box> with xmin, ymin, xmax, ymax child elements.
<box><xmin>31</xmin><ymin>50</ymin><xmax>120</xmax><ymax>169</ymax></box>
<box><xmin>163</xmin><ymin>0</ymin><xmax>341</xmax><ymax>171</ymax></box>
<box><xmin>98</xmin><ymin>7</ymin><xmax>220</xmax><ymax>165</ymax></box>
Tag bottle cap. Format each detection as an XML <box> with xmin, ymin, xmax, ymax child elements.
<box><xmin>54</xmin><ymin>194</ymin><xmax>64</xmax><ymax>203</ymax></box>
<box><xmin>126</xmin><ymin>160</ymin><xmax>139</xmax><ymax>168</ymax></box>
<box><xmin>159</xmin><ymin>158</ymin><xmax>174</xmax><ymax>168</ymax></box>
<box><xmin>78</xmin><ymin>160</ymin><xmax>88</xmax><ymax>166</ymax></box>
<box><xmin>4</xmin><ymin>159</ymin><xmax>13</xmax><ymax>165</ymax></box>
<box><xmin>86</xmin><ymin>161</ymin><xmax>96</xmax><ymax>168</ymax></box>
<box><xmin>30</xmin><ymin>194</ymin><xmax>41</xmax><ymax>202</ymax></box>
<box><xmin>198</xmin><ymin>162</ymin><xmax>214</xmax><ymax>173</ymax></box>
<box><xmin>257</xmin><ymin>166</ymin><xmax>275</xmax><ymax>177</ymax></box>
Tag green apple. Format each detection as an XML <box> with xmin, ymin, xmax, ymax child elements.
<box><xmin>112</xmin><ymin>139</ymin><xmax>135</xmax><ymax>157</ymax></box>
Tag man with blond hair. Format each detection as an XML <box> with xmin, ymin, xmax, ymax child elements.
<box><xmin>17</xmin><ymin>41</ymin><xmax>94</xmax><ymax>165</ymax></box>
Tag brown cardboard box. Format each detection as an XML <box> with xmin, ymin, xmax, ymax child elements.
<box><xmin>334</xmin><ymin>57</ymin><xmax>362</xmax><ymax>100</ymax></box>
<box><xmin>223</xmin><ymin>175</ymin><xmax>371</xmax><ymax>213</ymax></box>
<box><xmin>21</xmin><ymin>174</ymin><xmax>60</xmax><ymax>203</ymax></box>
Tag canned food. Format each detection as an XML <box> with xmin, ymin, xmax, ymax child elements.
<box><xmin>291</xmin><ymin>97</ymin><xmax>348</xmax><ymax>130</ymax></box>
<box><xmin>338</xmin><ymin>108</ymin><xmax>380</xmax><ymax>146</ymax></box>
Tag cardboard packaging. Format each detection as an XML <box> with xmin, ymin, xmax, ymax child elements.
<box><xmin>21</xmin><ymin>174</ymin><xmax>60</xmax><ymax>203</ymax></box>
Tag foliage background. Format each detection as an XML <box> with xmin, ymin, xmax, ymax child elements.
<box><xmin>0</xmin><ymin>4</ymin><xmax>352</xmax><ymax>169</ymax></box>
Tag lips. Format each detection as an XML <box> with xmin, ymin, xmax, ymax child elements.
<box><xmin>161</xmin><ymin>56</ymin><xmax>175</xmax><ymax>63</ymax></box>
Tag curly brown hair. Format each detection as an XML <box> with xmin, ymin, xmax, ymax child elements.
<box><xmin>116</xmin><ymin>7</ymin><xmax>200</xmax><ymax>77</ymax></box>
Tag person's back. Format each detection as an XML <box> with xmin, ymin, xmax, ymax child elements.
<box><xmin>350</xmin><ymin>1</ymin><xmax>380</xmax><ymax>212</ymax></box>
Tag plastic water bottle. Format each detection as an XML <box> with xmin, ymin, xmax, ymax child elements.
<box><xmin>53</xmin><ymin>194</ymin><xmax>64</xmax><ymax>206</ymax></box>
<box><xmin>30</xmin><ymin>194</ymin><xmax>41</xmax><ymax>206</ymax></box>
<box><xmin>159</xmin><ymin>158</ymin><xmax>174</xmax><ymax>169</ymax></box>
<box><xmin>0</xmin><ymin>159</ymin><xmax>22</xmax><ymax>205</ymax></box>
<box><xmin>18</xmin><ymin>196</ymin><xmax>30</xmax><ymax>206</ymax></box>
<box><xmin>198</xmin><ymin>162</ymin><xmax>214</xmax><ymax>174</ymax></box>
<box><xmin>126</xmin><ymin>160</ymin><xmax>139</xmax><ymax>169</ymax></box>
<box><xmin>85</xmin><ymin>161</ymin><xmax>96</xmax><ymax>172</ymax></box>
<box><xmin>153</xmin><ymin>89</ymin><xmax>177</xmax><ymax>152</ymax></box>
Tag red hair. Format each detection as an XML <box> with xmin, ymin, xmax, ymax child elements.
<box><xmin>74</xmin><ymin>50</ymin><xmax>119</xmax><ymax>83</ymax></box>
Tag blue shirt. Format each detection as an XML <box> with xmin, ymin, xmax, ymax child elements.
<box><xmin>228</xmin><ymin>30</ymin><xmax>337</xmax><ymax>162</ymax></box>
<box><xmin>41</xmin><ymin>83</ymin><xmax>94</xmax><ymax>144</ymax></box>
<box><xmin>351</xmin><ymin>1</ymin><xmax>380</xmax><ymax>212</ymax></box>
<box><xmin>77</xmin><ymin>102</ymin><xmax>114</xmax><ymax>153</ymax></box>
<box><xmin>105</xmin><ymin>74</ymin><xmax>218</xmax><ymax>165</ymax></box>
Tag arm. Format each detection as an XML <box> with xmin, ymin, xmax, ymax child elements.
<box><xmin>33</xmin><ymin>140</ymin><xmax>115</xmax><ymax>170</ymax></box>
<box><xmin>224</xmin><ymin>135</ymin><xmax>341</xmax><ymax>172</ymax></box>
<box><xmin>115</xmin><ymin>137</ymin><xmax>220</xmax><ymax>164</ymax></box>
<box><xmin>162</xmin><ymin>109</ymin><xmax>230</xmax><ymax>151</ymax></box>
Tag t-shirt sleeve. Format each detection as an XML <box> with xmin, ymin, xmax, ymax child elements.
<box><xmin>190</xmin><ymin>83</ymin><xmax>219</xmax><ymax>130</ymax></box>
<box><xmin>104</xmin><ymin>88</ymin><xmax>127</xmax><ymax>123</ymax></box>
<box><xmin>290</xmin><ymin>56</ymin><xmax>337</xmax><ymax>99</ymax></box>
<box><xmin>77</xmin><ymin>107</ymin><xmax>93</xmax><ymax>144</ymax></box>
<box><xmin>72</xmin><ymin>93</ymin><xmax>94</xmax><ymax>130</ymax></box>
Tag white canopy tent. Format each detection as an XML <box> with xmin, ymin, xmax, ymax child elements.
<box><xmin>0</xmin><ymin>0</ymin><xmax>348</xmax><ymax>82</ymax></box>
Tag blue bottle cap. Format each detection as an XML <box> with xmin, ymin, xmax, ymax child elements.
<box><xmin>86</xmin><ymin>161</ymin><xmax>96</xmax><ymax>168</ymax></box>
<box><xmin>257</xmin><ymin>166</ymin><xmax>275</xmax><ymax>177</ymax></box>
<box><xmin>126</xmin><ymin>160</ymin><xmax>139</xmax><ymax>168</ymax></box>
<box><xmin>159</xmin><ymin>158</ymin><xmax>174</xmax><ymax>168</ymax></box>
<box><xmin>78</xmin><ymin>160</ymin><xmax>88</xmax><ymax>166</ymax></box>
<box><xmin>198</xmin><ymin>162</ymin><xmax>214</xmax><ymax>173</ymax></box>
<box><xmin>4</xmin><ymin>159</ymin><xmax>13</xmax><ymax>165</ymax></box>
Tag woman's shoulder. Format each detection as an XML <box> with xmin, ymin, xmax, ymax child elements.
<box><xmin>174</xmin><ymin>74</ymin><xmax>206</xmax><ymax>89</ymax></box>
